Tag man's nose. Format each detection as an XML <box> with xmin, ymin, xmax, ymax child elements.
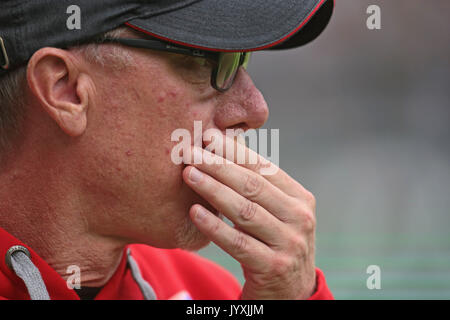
<box><xmin>213</xmin><ymin>69</ymin><xmax>269</xmax><ymax>131</ymax></box>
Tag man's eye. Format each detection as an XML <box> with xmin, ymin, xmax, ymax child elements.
<box><xmin>192</xmin><ymin>57</ymin><xmax>207</xmax><ymax>67</ymax></box>
<box><xmin>185</xmin><ymin>56</ymin><xmax>215</xmax><ymax>70</ymax></box>
<box><xmin>173</xmin><ymin>55</ymin><xmax>216</xmax><ymax>86</ymax></box>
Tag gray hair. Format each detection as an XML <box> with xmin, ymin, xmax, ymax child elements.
<box><xmin>0</xmin><ymin>27</ymin><xmax>135</xmax><ymax>160</ymax></box>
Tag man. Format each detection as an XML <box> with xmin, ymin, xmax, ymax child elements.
<box><xmin>0</xmin><ymin>0</ymin><xmax>334</xmax><ymax>300</ymax></box>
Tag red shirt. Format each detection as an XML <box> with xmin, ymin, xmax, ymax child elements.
<box><xmin>0</xmin><ymin>227</ymin><xmax>333</xmax><ymax>300</ymax></box>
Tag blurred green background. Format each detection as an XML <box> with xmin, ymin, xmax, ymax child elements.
<box><xmin>198</xmin><ymin>0</ymin><xmax>450</xmax><ymax>299</ymax></box>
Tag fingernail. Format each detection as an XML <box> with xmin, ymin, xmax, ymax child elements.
<box><xmin>189</xmin><ymin>167</ymin><xmax>203</xmax><ymax>183</ymax></box>
<box><xmin>195</xmin><ymin>206</ymin><xmax>208</xmax><ymax>222</ymax></box>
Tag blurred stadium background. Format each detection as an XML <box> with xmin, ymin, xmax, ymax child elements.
<box><xmin>198</xmin><ymin>0</ymin><xmax>450</xmax><ymax>299</ymax></box>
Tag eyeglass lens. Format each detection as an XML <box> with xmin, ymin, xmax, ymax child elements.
<box><xmin>215</xmin><ymin>52</ymin><xmax>251</xmax><ymax>90</ymax></box>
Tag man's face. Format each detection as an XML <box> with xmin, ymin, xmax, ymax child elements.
<box><xmin>77</xmin><ymin>35</ymin><xmax>269</xmax><ymax>250</ymax></box>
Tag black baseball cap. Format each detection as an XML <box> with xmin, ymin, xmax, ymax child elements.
<box><xmin>0</xmin><ymin>0</ymin><xmax>334</xmax><ymax>74</ymax></box>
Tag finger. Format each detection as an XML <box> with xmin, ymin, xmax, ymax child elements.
<box><xmin>201</xmin><ymin>130</ymin><xmax>307</xmax><ymax>199</ymax></box>
<box><xmin>190</xmin><ymin>147</ymin><xmax>297</xmax><ymax>221</ymax></box>
<box><xmin>183</xmin><ymin>166</ymin><xmax>286</xmax><ymax>246</ymax></box>
<box><xmin>189</xmin><ymin>204</ymin><xmax>272</xmax><ymax>271</ymax></box>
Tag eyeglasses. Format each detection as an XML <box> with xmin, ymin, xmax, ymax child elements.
<box><xmin>102</xmin><ymin>37</ymin><xmax>251</xmax><ymax>93</ymax></box>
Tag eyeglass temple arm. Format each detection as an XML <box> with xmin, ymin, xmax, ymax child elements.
<box><xmin>102</xmin><ymin>38</ymin><xmax>217</xmax><ymax>60</ymax></box>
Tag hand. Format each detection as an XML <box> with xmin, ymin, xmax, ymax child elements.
<box><xmin>182</xmin><ymin>133</ymin><xmax>317</xmax><ymax>300</ymax></box>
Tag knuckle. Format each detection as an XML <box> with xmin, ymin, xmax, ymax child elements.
<box><xmin>302</xmin><ymin>210</ymin><xmax>316</xmax><ymax>232</ymax></box>
<box><xmin>270</xmin><ymin>254</ymin><xmax>295</xmax><ymax>277</ymax></box>
<box><xmin>252</xmin><ymin>157</ymin><xmax>263</xmax><ymax>172</ymax></box>
<box><xmin>232</xmin><ymin>231</ymin><xmax>248</xmax><ymax>253</ymax></box>
<box><xmin>287</xmin><ymin>234</ymin><xmax>305</xmax><ymax>251</ymax></box>
<box><xmin>291</xmin><ymin>202</ymin><xmax>307</xmax><ymax>218</ymax></box>
<box><xmin>304</xmin><ymin>190</ymin><xmax>317</xmax><ymax>211</ymax></box>
<box><xmin>287</xmin><ymin>234</ymin><xmax>309</xmax><ymax>257</ymax></box>
<box><xmin>210</xmin><ymin>219</ymin><xmax>222</xmax><ymax>234</ymax></box>
<box><xmin>242</xmin><ymin>173</ymin><xmax>264</xmax><ymax>199</ymax></box>
<box><xmin>251</xmin><ymin>156</ymin><xmax>269</xmax><ymax>172</ymax></box>
<box><xmin>238</xmin><ymin>200</ymin><xmax>258</xmax><ymax>222</ymax></box>
<box><xmin>291</xmin><ymin>200</ymin><xmax>316</xmax><ymax>232</ymax></box>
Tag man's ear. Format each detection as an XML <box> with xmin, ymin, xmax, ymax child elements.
<box><xmin>27</xmin><ymin>47</ymin><xmax>91</xmax><ymax>137</ymax></box>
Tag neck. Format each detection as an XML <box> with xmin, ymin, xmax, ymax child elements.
<box><xmin>0</xmin><ymin>153</ymin><xmax>126</xmax><ymax>287</ymax></box>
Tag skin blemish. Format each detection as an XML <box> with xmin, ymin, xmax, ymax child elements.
<box><xmin>157</xmin><ymin>91</ymin><xmax>167</xmax><ymax>104</ymax></box>
<box><xmin>125</xmin><ymin>150</ymin><xmax>133</xmax><ymax>157</ymax></box>
<box><xmin>10</xmin><ymin>172</ymin><xmax>19</xmax><ymax>181</ymax></box>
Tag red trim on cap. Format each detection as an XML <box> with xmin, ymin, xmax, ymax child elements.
<box><xmin>125</xmin><ymin>0</ymin><xmax>329</xmax><ymax>52</ymax></box>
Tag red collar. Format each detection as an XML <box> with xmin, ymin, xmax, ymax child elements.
<box><xmin>0</xmin><ymin>227</ymin><xmax>143</xmax><ymax>299</ymax></box>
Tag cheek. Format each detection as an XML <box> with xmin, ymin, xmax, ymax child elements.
<box><xmin>154</xmin><ymin>89</ymin><xmax>183</xmax><ymax>118</ymax></box>
<box><xmin>109</xmin><ymin>65</ymin><xmax>213</xmax><ymax>181</ymax></box>
<box><xmin>148</xmin><ymin>87</ymin><xmax>210</xmax><ymax>141</ymax></box>
<box><xmin>132</xmin><ymin>86</ymin><xmax>192</xmax><ymax>178</ymax></box>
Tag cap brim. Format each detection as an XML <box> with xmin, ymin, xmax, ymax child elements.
<box><xmin>126</xmin><ymin>0</ymin><xmax>334</xmax><ymax>52</ymax></box>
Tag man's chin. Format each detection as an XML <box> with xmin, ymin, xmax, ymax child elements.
<box><xmin>173</xmin><ymin>187</ymin><xmax>223</xmax><ymax>251</ymax></box>
<box><xmin>178</xmin><ymin>210</ymin><xmax>226</xmax><ymax>252</ymax></box>
<box><xmin>183</xmin><ymin>237</ymin><xmax>212</xmax><ymax>252</ymax></box>
<box><xmin>176</xmin><ymin>226</ymin><xmax>212</xmax><ymax>252</ymax></box>
<box><xmin>170</xmin><ymin>211</ymin><xmax>209</xmax><ymax>251</ymax></box>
